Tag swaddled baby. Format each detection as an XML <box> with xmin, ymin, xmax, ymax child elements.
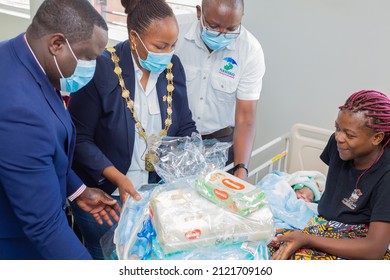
<box><xmin>292</xmin><ymin>179</ymin><xmax>322</xmax><ymax>203</ymax></box>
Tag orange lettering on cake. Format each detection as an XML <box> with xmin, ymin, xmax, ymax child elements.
<box><xmin>222</xmin><ymin>178</ymin><xmax>245</xmax><ymax>190</ymax></box>
<box><xmin>185</xmin><ymin>229</ymin><xmax>201</xmax><ymax>240</ymax></box>
<box><xmin>214</xmin><ymin>188</ymin><xmax>229</xmax><ymax>200</ymax></box>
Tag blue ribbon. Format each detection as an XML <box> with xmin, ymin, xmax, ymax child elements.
<box><xmin>137</xmin><ymin>218</ymin><xmax>157</xmax><ymax>259</ymax></box>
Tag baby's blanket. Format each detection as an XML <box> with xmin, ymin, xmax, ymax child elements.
<box><xmin>256</xmin><ymin>170</ymin><xmax>325</xmax><ymax>230</ymax></box>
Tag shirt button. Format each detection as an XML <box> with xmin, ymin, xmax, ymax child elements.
<box><xmin>200</xmin><ymin>97</ymin><xmax>203</xmax><ymax>100</ymax></box>
<box><xmin>203</xmin><ymin>76</ymin><xmax>206</xmax><ymax>80</ymax></box>
<box><xmin>197</xmin><ymin>117</ymin><xmax>201</xmax><ymax>120</ymax></box>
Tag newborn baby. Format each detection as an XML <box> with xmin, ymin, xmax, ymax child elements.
<box><xmin>292</xmin><ymin>178</ymin><xmax>322</xmax><ymax>203</ymax></box>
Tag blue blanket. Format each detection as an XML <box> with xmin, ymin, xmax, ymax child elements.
<box><xmin>256</xmin><ymin>171</ymin><xmax>320</xmax><ymax>230</ymax></box>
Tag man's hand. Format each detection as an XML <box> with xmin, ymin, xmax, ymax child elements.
<box><xmin>233</xmin><ymin>168</ymin><xmax>248</xmax><ymax>181</ymax></box>
<box><xmin>75</xmin><ymin>187</ymin><xmax>121</xmax><ymax>226</ymax></box>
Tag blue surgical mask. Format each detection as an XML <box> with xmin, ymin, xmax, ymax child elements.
<box><xmin>134</xmin><ymin>31</ymin><xmax>174</xmax><ymax>74</ymax></box>
<box><xmin>53</xmin><ymin>39</ymin><xmax>96</xmax><ymax>93</ymax></box>
<box><xmin>201</xmin><ymin>30</ymin><xmax>235</xmax><ymax>51</ymax></box>
<box><xmin>199</xmin><ymin>14</ymin><xmax>238</xmax><ymax>51</ymax></box>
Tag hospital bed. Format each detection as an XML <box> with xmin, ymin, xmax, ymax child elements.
<box><xmin>225</xmin><ymin>123</ymin><xmax>333</xmax><ymax>184</ymax></box>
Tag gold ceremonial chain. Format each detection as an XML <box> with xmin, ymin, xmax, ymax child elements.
<box><xmin>107</xmin><ymin>47</ymin><xmax>175</xmax><ymax>171</ymax></box>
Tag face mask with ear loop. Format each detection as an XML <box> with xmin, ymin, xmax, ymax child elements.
<box><xmin>53</xmin><ymin>38</ymin><xmax>96</xmax><ymax>93</ymax></box>
<box><xmin>199</xmin><ymin>12</ymin><xmax>239</xmax><ymax>51</ymax></box>
<box><xmin>133</xmin><ymin>31</ymin><xmax>174</xmax><ymax>74</ymax></box>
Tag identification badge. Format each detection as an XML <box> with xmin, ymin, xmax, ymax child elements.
<box><xmin>342</xmin><ymin>188</ymin><xmax>362</xmax><ymax>210</ymax></box>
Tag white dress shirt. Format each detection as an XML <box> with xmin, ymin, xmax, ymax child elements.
<box><xmin>112</xmin><ymin>53</ymin><xmax>162</xmax><ymax>195</ymax></box>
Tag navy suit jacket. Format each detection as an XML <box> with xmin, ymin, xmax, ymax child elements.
<box><xmin>68</xmin><ymin>40</ymin><xmax>197</xmax><ymax>194</ymax></box>
<box><xmin>0</xmin><ymin>34</ymin><xmax>90</xmax><ymax>259</ymax></box>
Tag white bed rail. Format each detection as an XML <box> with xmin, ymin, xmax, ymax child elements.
<box><xmin>224</xmin><ymin>132</ymin><xmax>290</xmax><ymax>184</ymax></box>
<box><xmin>224</xmin><ymin>123</ymin><xmax>333</xmax><ymax>184</ymax></box>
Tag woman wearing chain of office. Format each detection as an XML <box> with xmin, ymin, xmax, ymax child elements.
<box><xmin>67</xmin><ymin>0</ymin><xmax>197</xmax><ymax>260</ymax></box>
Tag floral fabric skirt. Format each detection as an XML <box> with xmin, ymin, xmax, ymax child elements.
<box><xmin>268</xmin><ymin>217</ymin><xmax>390</xmax><ymax>260</ymax></box>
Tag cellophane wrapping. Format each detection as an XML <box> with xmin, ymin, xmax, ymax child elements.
<box><xmin>111</xmin><ymin>134</ymin><xmax>274</xmax><ymax>260</ymax></box>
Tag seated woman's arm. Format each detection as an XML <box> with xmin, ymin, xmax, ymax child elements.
<box><xmin>272</xmin><ymin>221</ymin><xmax>390</xmax><ymax>260</ymax></box>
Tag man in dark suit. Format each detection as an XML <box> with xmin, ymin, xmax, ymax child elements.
<box><xmin>0</xmin><ymin>0</ymin><xmax>120</xmax><ymax>260</ymax></box>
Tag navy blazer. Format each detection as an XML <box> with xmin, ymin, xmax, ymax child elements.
<box><xmin>69</xmin><ymin>40</ymin><xmax>197</xmax><ymax>194</ymax></box>
<box><xmin>0</xmin><ymin>34</ymin><xmax>90</xmax><ymax>259</ymax></box>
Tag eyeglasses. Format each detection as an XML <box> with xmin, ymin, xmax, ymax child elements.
<box><xmin>200</xmin><ymin>13</ymin><xmax>241</xmax><ymax>39</ymax></box>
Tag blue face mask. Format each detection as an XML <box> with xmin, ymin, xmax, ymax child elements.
<box><xmin>53</xmin><ymin>39</ymin><xmax>96</xmax><ymax>93</ymax></box>
<box><xmin>134</xmin><ymin>32</ymin><xmax>174</xmax><ymax>74</ymax></box>
<box><xmin>199</xmin><ymin>14</ymin><xmax>238</xmax><ymax>51</ymax></box>
<box><xmin>201</xmin><ymin>30</ymin><xmax>235</xmax><ymax>51</ymax></box>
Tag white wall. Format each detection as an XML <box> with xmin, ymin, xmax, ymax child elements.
<box><xmin>0</xmin><ymin>13</ymin><xmax>29</xmax><ymax>41</ymax></box>
<box><xmin>242</xmin><ymin>0</ymin><xmax>390</xmax><ymax>149</ymax></box>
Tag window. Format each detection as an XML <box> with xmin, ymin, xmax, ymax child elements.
<box><xmin>90</xmin><ymin>0</ymin><xmax>127</xmax><ymax>41</ymax></box>
<box><xmin>168</xmin><ymin>0</ymin><xmax>200</xmax><ymax>15</ymax></box>
<box><xmin>91</xmin><ymin>0</ymin><xmax>200</xmax><ymax>42</ymax></box>
<box><xmin>0</xmin><ymin>0</ymin><xmax>30</xmax><ymax>18</ymax></box>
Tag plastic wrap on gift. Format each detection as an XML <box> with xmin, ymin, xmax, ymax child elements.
<box><xmin>149</xmin><ymin>181</ymin><xmax>274</xmax><ymax>255</ymax></box>
<box><xmin>151</xmin><ymin>133</ymin><xmax>231</xmax><ymax>183</ymax></box>
<box><xmin>113</xmin><ymin>185</ymin><xmax>157</xmax><ymax>260</ymax></box>
<box><xmin>113</xmin><ymin>179</ymin><xmax>274</xmax><ymax>259</ymax></box>
<box><xmin>195</xmin><ymin>170</ymin><xmax>267</xmax><ymax>216</ymax></box>
<box><xmin>113</xmin><ymin>134</ymin><xmax>273</xmax><ymax>259</ymax></box>
<box><xmin>152</xmin><ymin>240</ymin><xmax>271</xmax><ymax>260</ymax></box>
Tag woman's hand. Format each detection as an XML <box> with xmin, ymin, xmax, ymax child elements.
<box><xmin>117</xmin><ymin>176</ymin><xmax>141</xmax><ymax>205</ymax></box>
<box><xmin>102</xmin><ymin>166</ymin><xmax>141</xmax><ymax>205</ymax></box>
<box><xmin>271</xmin><ymin>230</ymin><xmax>307</xmax><ymax>260</ymax></box>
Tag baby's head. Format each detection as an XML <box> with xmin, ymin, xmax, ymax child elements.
<box><xmin>294</xmin><ymin>186</ymin><xmax>315</xmax><ymax>202</ymax></box>
<box><xmin>293</xmin><ymin>178</ymin><xmax>322</xmax><ymax>203</ymax></box>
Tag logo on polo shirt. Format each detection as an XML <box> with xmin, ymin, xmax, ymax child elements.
<box><xmin>219</xmin><ymin>57</ymin><xmax>237</xmax><ymax>79</ymax></box>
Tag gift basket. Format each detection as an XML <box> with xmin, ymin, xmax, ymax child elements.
<box><xmin>103</xmin><ymin>134</ymin><xmax>275</xmax><ymax>260</ymax></box>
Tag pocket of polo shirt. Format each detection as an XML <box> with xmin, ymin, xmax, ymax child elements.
<box><xmin>211</xmin><ymin>75</ymin><xmax>238</xmax><ymax>103</ymax></box>
<box><xmin>185</xmin><ymin>67</ymin><xmax>198</xmax><ymax>82</ymax></box>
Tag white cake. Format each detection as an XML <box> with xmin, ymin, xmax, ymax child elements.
<box><xmin>150</xmin><ymin>186</ymin><xmax>274</xmax><ymax>255</ymax></box>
